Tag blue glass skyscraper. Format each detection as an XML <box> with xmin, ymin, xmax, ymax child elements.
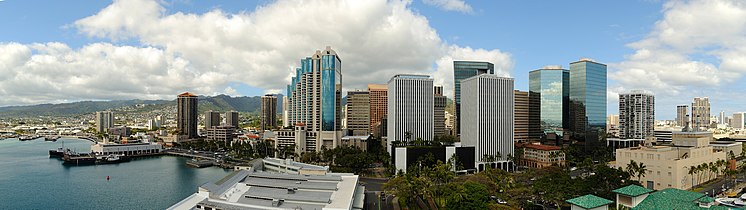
<box><xmin>453</xmin><ymin>61</ymin><xmax>494</xmax><ymax>136</ymax></box>
<box><xmin>569</xmin><ymin>59</ymin><xmax>607</xmax><ymax>151</ymax></box>
<box><xmin>529</xmin><ymin>67</ymin><xmax>569</xmax><ymax>135</ymax></box>
<box><xmin>286</xmin><ymin>47</ymin><xmax>343</xmax><ymax>152</ymax></box>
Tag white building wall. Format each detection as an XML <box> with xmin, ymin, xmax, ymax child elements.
<box><xmin>733</xmin><ymin>112</ymin><xmax>745</xmax><ymax>130</ymax></box>
<box><xmin>387</xmin><ymin>75</ymin><xmax>434</xmax><ymax>153</ymax></box>
<box><xmin>461</xmin><ymin>74</ymin><xmax>514</xmax><ymax>163</ymax></box>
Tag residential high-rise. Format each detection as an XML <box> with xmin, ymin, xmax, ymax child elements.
<box><xmin>346</xmin><ymin>90</ymin><xmax>370</xmax><ymax>136</ymax></box>
<box><xmin>607</xmin><ymin>114</ymin><xmax>620</xmax><ymax>137</ymax></box>
<box><xmin>618</xmin><ymin>90</ymin><xmax>655</xmax><ymax>139</ymax></box>
<box><xmin>453</xmin><ymin>61</ymin><xmax>494</xmax><ymax>136</ymax></box>
<box><xmin>368</xmin><ymin>84</ymin><xmax>388</xmax><ymax>138</ymax></box>
<box><xmin>285</xmin><ymin>46</ymin><xmax>343</xmax><ymax>152</ymax></box>
<box><xmin>691</xmin><ymin>97</ymin><xmax>710</xmax><ymax>131</ymax></box>
<box><xmin>434</xmin><ymin>86</ymin><xmax>447</xmax><ymax>137</ymax></box>
<box><xmin>205</xmin><ymin>111</ymin><xmax>221</xmax><ymax>129</ymax></box>
<box><xmin>177</xmin><ymin>92</ymin><xmax>198</xmax><ymax>139</ymax></box>
<box><xmin>282</xmin><ymin>96</ymin><xmax>289</xmax><ymax>128</ymax></box>
<box><xmin>461</xmin><ymin>74</ymin><xmax>514</xmax><ymax>170</ymax></box>
<box><xmin>529</xmin><ymin>66</ymin><xmax>569</xmax><ymax>134</ymax></box>
<box><xmin>261</xmin><ymin>94</ymin><xmax>278</xmax><ymax>131</ymax></box>
<box><xmin>676</xmin><ymin>105</ymin><xmax>689</xmax><ymax>127</ymax></box>
<box><xmin>226</xmin><ymin>111</ymin><xmax>239</xmax><ymax>128</ymax></box>
<box><xmin>387</xmin><ymin>74</ymin><xmax>434</xmax><ymax>152</ymax></box>
<box><xmin>732</xmin><ymin>113</ymin><xmax>745</xmax><ymax>130</ymax></box>
<box><xmin>95</xmin><ymin>111</ymin><xmax>114</xmax><ymax>133</ymax></box>
<box><xmin>569</xmin><ymin>58</ymin><xmax>607</xmax><ymax>151</ymax></box>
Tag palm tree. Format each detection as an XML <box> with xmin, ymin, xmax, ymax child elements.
<box><xmin>626</xmin><ymin>160</ymin><xmax>638</xmax><ymax>177</ymax></box>
<box><xmin>688</xmin><ymin>166</ymin><xmax>697</xmax><ymax>188</ymax></box>
<box><xmin>709</xmin><ymin>162</ymin><xmax>718</xmax><ymax>181</ymax></box>
<box><xmin>636</xmin><ymin>162</ymin><xmax>648</xmax><ymax>182</ymax></box>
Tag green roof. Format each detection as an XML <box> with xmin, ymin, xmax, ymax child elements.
<box><xmin>697</xmin><ymin>196</ymin><xmax>715</xmax><ymax>203</ymax></box>
<box><xmin>566</xmin><ymin>194</ymin><xmax>613</xmax><ymax>209</ymax></box>
<box><xmin>613</xmin><ymin>185</ymin><xmax>654</xmax><ymax>197</ymax></box>
<box><xmin>631</xmin><ymin>188</ymin><xmax>732</xmax><ymax>210</ymax></box>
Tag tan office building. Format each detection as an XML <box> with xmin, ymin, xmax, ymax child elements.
<box><xmin>614</xmin><ymin>132</ymin><xmax>726</xmax><ymax>190</ymax></box>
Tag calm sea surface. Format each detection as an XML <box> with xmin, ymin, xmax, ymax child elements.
<box><xmin>0</xmin><ymin>138</ymin><xmax>230</xmax><ymax>209</ymax></box>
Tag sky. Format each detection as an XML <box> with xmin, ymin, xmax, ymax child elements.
<box><xmin>0</xmin><ymin>0</ymin><xmax>745</xmax><ymax>120</ymax></box>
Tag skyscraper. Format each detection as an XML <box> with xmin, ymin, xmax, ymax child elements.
<box><xmin>205</xmin><ymin>111</ymin><xmax>221</xmax><ymax>129</ymax></box>
<box><xmin>719</xmin><ymin>111</ymin><xmax>726</xmax><ymax>125</ymax></box>
<box><xmin>285</xmin><ymin>46</ymin><xmax>343</xmax><ymax>152</ymax></box>
<box><xmin>691</xmin><ymin>97</ymin><xmax>710</xmax><ymax>131</ymax></box>
<box><xmin>261</xmin><ymin>94</ymin><xmax>277</xmax><ymax>131</ymax></box>
<box><xmin>368</xmin><ymin>84</ymin><xmax>388</xmax><ymax>138</ymax></box>
<box><xmin>461</xmin><ymin>74</ymin><xmax>514</xmax><ymax>170</ymax></box>
<box><xmin>282</xmin><ymin>96</ymin><xmax>289</xmax><ymax>128</ymax></box>
<box><xmin>95</xmin><ymin>111</ymin><xmax>114</xmax><ymax>133</ymax></box>
<box><xmin>346</xmin><ymin>90</ymin><xmax>370</xmax><ymax>136</ymax></box>
<box><xmin>528</xmin><ymin>66</ymin><xmax>569</xmax><ymax>134</ymax></box>
<box><xmin>676</xmin><ymin>105</ymin><xmax>689</xmax><ymax>127</ymax></box>
<box><xmin>434</xmin><ymin>86</ymin><xmax>447</xmax><ymax>137</ymax></box>
<box><xmin>732</xmin><ymin>113</ymin><xmax>745</xmax><ymax>130</ymax></box>
<box><xmin>226</xmin><ymin>111</ymin><xmax>239</xmax><ymax>128</ymax></box>
<box><xmin>177</xmin><ymin>92</ymin><xmax>198</xmax><ymax>139</ymax></box>
<box><xmin>569</xmin><ymin>58</ymin><xmax>607</xmax><ymax>151</ymax></box>
<box><xmin>619</xmin><ymin>90</ymin><xmax>655</xmax><ymax>139</ymax></box>
<box><xmin>514</xmin><ymin>90</ymin><xmax>529</xmax><ymax>143</ymax></box>
<box><xmin>453</xmin><ymin>61</ymin><xmax>494</xmax><ymax>136</ymax></box>
<box><xmin>387</xmin><ymin>74</ymin><xmax>434</xmax><ymax>152</ymax></box>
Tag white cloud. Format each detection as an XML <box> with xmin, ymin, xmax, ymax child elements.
<box><xmin>611</xmin><ymin>0</ymin><xmax>746</xmax><ymax>96</ymax></box>
<box><xmin>422</xmin><ymin>0</ymin><xmax>473</xmax><ymax>13</ymax></box>
<box><xmin>433</xmin><ymin>46</ymin><xmax>512</xmax><ymax>97</ymax></box>
<box><xmin>0</xmin><ymin>0</ymin><xmax>511</xmax><ymax>106</ymax></box>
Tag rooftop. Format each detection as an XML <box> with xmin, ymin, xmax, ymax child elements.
<box><xmin>565</xmin><ymin>194</ymin><xmax>613</xmax><ymax>209</ymax></box>
<box><xmin>631</xmin><ymin>188</ymin><xmax>730</xmax><ymax>210</ymax></box>
<box><xmin>169</xmin><ymin>169</ymin><xmax>362</xmax><ymax>210</ymax></box>
<box><xmin>178</xmin><ymin>92</ymin><xmax>197</xmax><ymax>97</ymax></box>
<box><xmin>515</xmin><ymin>143</ymin><xmax>561</xmax><ymax>151</ymax></box>
<box><xmin>613</xmin><ymin>185</ymin><xmax>653</xmax><ymax>197</ymax></box>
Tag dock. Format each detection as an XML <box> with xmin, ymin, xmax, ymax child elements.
<box><xmin>186</xmin><ymin>159</ymin><xmax>215</xmax><ymax>168</ymax></box>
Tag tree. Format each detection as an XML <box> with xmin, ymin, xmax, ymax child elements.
<box><xmin>688</xmin><ymin>166</ymin><xmax>697</xmax><ymax>188</ymax></box>
<box><xmin>444</xmin><ymin>181</ymin><xmax>489</xmax><ymax>210</ymax></box>
<box><xmin>636</xmin><ymin>162</ymin><xmax>647</xmax><ymax>182</ymax></box>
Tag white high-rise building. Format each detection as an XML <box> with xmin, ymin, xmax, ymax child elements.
<box><xmin>719</xmin><ymin>111</ymin><xmax>727</xmax><ymax>125</ymax></box>
<box><xmin>461</xmin><ymin>74</ymin><xmax>514</xmax><ymax>170</ymax></box>
<box><xmin>387</xmin><ymin>74</ymin><xmax>434</xmax><ymax>153</ymax></box>
<box><xmin>619</xmin><ymin>90</ymin><xmax>655</xmax><ymax>139</ymax></box>
<box><xmin>733</xmin><ymin>113</ymin><xmax>745</xmax><ymax>130</ymax></box>
<box><xmin>95</xmin><ymin>111</ymin><xmax>114</xmax><ymax>133</ymax></box>
<box><xmin>282</xmin><ymin>96</ymin><xmax>289</xmax><ymax>128</ymax></box>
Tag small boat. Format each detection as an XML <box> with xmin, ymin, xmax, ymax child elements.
<box><xmin>62</xmin><ymin>149</ymin><xmax>96</xmax><ymax>165</ymax></box>
<box><xmin>97</xmin><ymin>154</ymin><xmax>130</xmax><ymax>164</ymax></box>
<box><xmin>716</xmin><ymin>198</ymin><xmax>744</xmax><ymax>208</ymax></box>
<box><xmin>19</xmin><ymin>136</ymin><xmax>33</xmax><ymax>141</ymax></box>
<box><xmin>45</xmin><ymin>136</ymin><xmax>60</xmax><ymax>142</ymax></box>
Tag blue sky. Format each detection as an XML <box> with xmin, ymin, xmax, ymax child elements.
<box><xmin>0</xmin><ymin>0</ymin><xmax>744</xmax><ymax>120</ymax></box>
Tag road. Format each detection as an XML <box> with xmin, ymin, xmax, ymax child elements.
<box><xmin>360</xmin><ymin>177</ymin><xmax>391</xmax><ymax>210</ymax></box>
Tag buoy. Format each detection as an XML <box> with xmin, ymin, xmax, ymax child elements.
<box><xmin>106</xmin><ymin>176</ymin><xmax>110</xmax><ymax>181</ymax></box>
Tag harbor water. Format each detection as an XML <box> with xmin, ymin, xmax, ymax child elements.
<box><xmin>0</xmin><ymin>138</ymin><xmax>230</xmax><ymax>209</ymax></box>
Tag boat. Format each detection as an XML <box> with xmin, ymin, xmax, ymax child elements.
<box><xmin>62</xmin><ymin>149</ymin><xmax>96</xmax><ymax>165</ymax></box>
<box><xmin>19</xmin><ymin>136</ymin><xmax>33</xmax><ymax>141</ymax></box>
<box><xmin>49</xmin><ymin>142</ymin><xmax>65</xmax><ymax>158</ymax></box>
<box><xmin>45</xmin><ymin>136</ymin><xmax>60</xmax><ymax>142</ymax></box>
<box><xmin>96</xmin><ymin>154</ymin><xmax>130</xmax><ymax>164</ymax></box>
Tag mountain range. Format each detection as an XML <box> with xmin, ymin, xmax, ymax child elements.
<box><xmin>0</xmin><ymin>94</ymin><xmax>284</xmax><ymax>118</ymax></box>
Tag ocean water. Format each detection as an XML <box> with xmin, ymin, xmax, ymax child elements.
<box><xmin>0</xmin><ymin>138</ymin><xmax>230</xmax><ymax>209</ymax></box>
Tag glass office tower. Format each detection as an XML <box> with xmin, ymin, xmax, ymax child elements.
<box><xmin>569</xmin><ymin>59</ymin><xmax>607</xmax><ymax>151</ymax></box>
<box><xmin>529</xmin><ymin>67</ymin><xmax>569</xmax><ymax>134</ymax></box>
<box><xmin>453</xmin><ymin>61</ymin><xmax>494</xmax><ymax>136</ymax></box>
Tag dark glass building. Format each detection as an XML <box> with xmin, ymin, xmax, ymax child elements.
<box><xmin>453</xmin><ymin>61</ymin><xmax>494</xmax><ymax>136</ymax></box>
<box><xmin>529</xmin><ymin>67</ymin><xmax>569</xmax><ymax>137</ymax></box>
<box><xmin>569</xmin><ymin>59</ymin><xmax>607</xmax><ymax>151</ymax></box>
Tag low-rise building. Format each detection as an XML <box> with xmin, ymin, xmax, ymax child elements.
<box><xmin>566</xmin><ymin>194</ymin><xmax>612</xmax><ymax>210</ymax></box>
<box><xmin>710</xmin><ymin>141</ymin><xmax>742</xmax><ymax>158</ymax></box>
<box><xmin>612</xmin><ymin>185</ymin><xmax>652</xmax><ymax>209</ymax></box>
<box><xmin>169</xmin><ymin>167</ymin><xmax>364</xmax><ymax>210</ymax></box>
<box><xmin>262</xmin><ymin>157</ymin><xmax>329</xmax><ymax>175</ymax></box>
<box><xmin>341</xmin><ymin>135</ymin><xmax>370</xmax><ymax>151</ymax></box>
<box><xmin>205</xmin><ymin>125</ymin><xmax>236</xmax><ymax>143</ymax></box>
<box><xmin>614</xmin><ymin>132</ymin><xmax>726</xmax><ymax>190</ymax></box>
<box><xmin>515</xmin><ymin>142</ymin><xmax>565</xmax><ymax>169</ymax></box>
<box><xmin>91</xmin><ymin>142</ymin><xmax>162</xmax><ymax>156</ymax></box>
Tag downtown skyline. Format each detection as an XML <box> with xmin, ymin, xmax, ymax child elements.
<box><xmin>1</xmin><ymin>0</ymin><xmax>746</xmax><ymax>119</ymax></box>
